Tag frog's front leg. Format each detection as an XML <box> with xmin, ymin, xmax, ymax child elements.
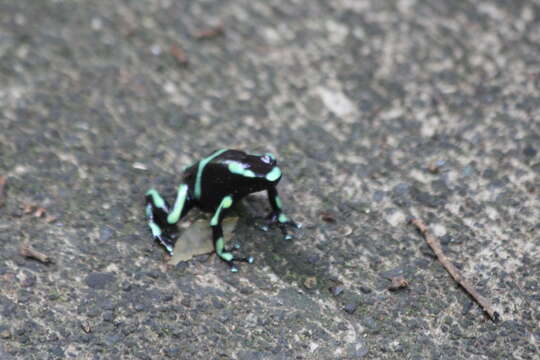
<box><xmin>146</xmin><ymin>184</ymin><xmax>191</xmax><ymax>254</ymax></box>
<box><xmin>211</xmin><ymin>195</ymin><xmax>253</xmax><ymax>272</ymax></box>
<box><xmin>264</xmin><ymin>186</ymin><xmax>300</xmax><ymax>240</ymax></box>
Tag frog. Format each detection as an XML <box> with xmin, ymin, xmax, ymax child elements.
<box><xmin>145</xmin><ymin>149</ymin><xmax>300</xmax><ymax>272</ymax></box>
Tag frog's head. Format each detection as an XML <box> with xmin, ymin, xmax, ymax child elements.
<box><xmin>260</xmin><ymin>153</ymin><xmax>281</xmax><ymax>183</ymax></box>
<box><xmin>237</xmin><ymin>152</ymin><xmax>281</xmax><ymax>183</ymax></box>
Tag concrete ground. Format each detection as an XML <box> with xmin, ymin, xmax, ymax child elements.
<box><xmin>0</xmin><ymin>0</ymin><xmax>539</xmax><ymax>359</ymax></box>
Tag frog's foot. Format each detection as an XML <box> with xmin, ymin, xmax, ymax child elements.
<box><xmin>156</xmin><ymin>234</ymin><xmax>175</xmax><ymax>255</ymax></box>
<box><xmin>223</xmin><ymin>255</ymin><xmax>255</xmax><ymax>273</ymax></box>
<box><xmin>213</xmin><ymin>234</ymin><xmax>254</xmax><ymax>272</ymax></box>
<box><xmin>146</xmin><ymin>186</ymin><xmax>191</xmax><ymax>255</ymax></box>
<box><xmin>217</xmin><ymin>249</ymin><xmax>254</xmax><ymax>273</ymax></box>
<box><xmin>146</xmin><ymin>191</ymin><xmax>173</xmax><ymax>253</ymax></box>
<box><xmin>146</xmin><ymin>199</ymin><xmax>178</xmax><ymax>254</ymax></box>
<box><xmin>148</xmin><ymin>223</ymin><xmax>177</xmax><ymax>255</ymax></box>
<box><xmin>225</xmin><ymin>242</ymin><xmax>242</xmax><ymax>253</ymax></box>
<box><xmin>259</xmin><ymin>212</ymin><xmax>301</xmax><ymax>240</ymax></box>
<box><xmin>218</xmin><ymin>243</ymin><xmax>252</xmax><ymax>271</ymax></box>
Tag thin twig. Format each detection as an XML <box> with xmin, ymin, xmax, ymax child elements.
<box><xmin>194</xmin><ymin>24</ymin><xmax>224</xmax><ymax>39</ymax></box>
<box><xmin>20</xmin><ymin>242</ymin><xmax>52</xmax><ymax>264</ymax></box>
<box><xmin>45</xmin><ymin>215</ymin><xmax>58</xmax><ymax>223</ymax></box>
<box><xmin>170</xmin><ymin>43</ymin><xmax>189</xmax><ymax>65</ymax></box>
<box><xmin>34</xmin><ymin>207</ymin><xmax>46</xmax><ymax>218</ymax></box>
<box><xmin>0</xmin><ymin>175</ymin><xmax>6</xmax><ymax>207</ymax></box>
<box><xmin>23</xmin><ymin>203</ymin><xmax>36</xmax><ymax>214</ymax></box>
<box><xmin>20</xmin><ymin>203</ymin><xmax>56</xmax><ymax>222</ymax></box>
<box><xmin>410</xmin><ymin>218</ymin><xmax>500</xmax><ymax>322</ymax></box>
<box><xmin>81</xmin><ymin>320</ymin><xmax>92</xmax><ymax>334</ymax></box>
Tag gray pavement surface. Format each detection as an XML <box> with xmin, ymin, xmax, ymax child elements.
<box><xmin>1</xmin><ymin>0</ymin><xmax>539</xmax><ymax>359</ymax></box>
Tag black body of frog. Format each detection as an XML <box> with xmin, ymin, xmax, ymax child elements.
<box><xmin>145</xmin><ymin>149</ymin><xmax>299</xmax><ymax>272</ymax></box>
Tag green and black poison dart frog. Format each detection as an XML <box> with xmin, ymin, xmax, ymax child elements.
<box><xmin>145</xmin><ymin>149</ymin><xmax>300</xmax><ymax>272</ymax></box>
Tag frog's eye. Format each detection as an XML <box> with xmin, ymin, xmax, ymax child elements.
<box><xmin>261</xmin><ymin>155</ymin><xmax>271</xmax><ymax>164</ymax></box>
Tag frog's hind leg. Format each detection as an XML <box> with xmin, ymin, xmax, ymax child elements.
<box><xmin>210</xmin><ymin>195</ymin><xmax>253</xmax><ymax>272</ymax></box>
<box><xmin>146</xmin><ymin>184</ymin><xmax>191</xmax><ymax>254</ymax></box>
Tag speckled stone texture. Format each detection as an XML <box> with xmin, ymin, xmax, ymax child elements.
<box><xmin>0</xmin><ymin>0</ymin><xmax>539</xmax><ymax>359</ymax></box>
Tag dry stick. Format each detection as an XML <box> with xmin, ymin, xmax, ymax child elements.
<box><xmin>170</xmin><ymin>43</ymin><xmax>188</xmax><ymax>65</ymax></box>
<box><xmin>194</xmin><ymin>24</ymin><xmax>224</xmax><ymax>39</ymax></box>
<box><xmin>0</xmin><ymin>175</ymin><xmax>6</xmax><ymax>207</ymax></box>
<box><xmin>410</xmin><ymin>218</ymin><xmax>500</xmax><ymax>322</ymax></box>
<box><xmin>20</xmin><ymin>242</ymin><xmax>52</xmax><ymax>264</ymax></box>
<box><xmin>81</xmin><ymin>321</ymin><xmax>92</xmax><ymax>334</ymax></box>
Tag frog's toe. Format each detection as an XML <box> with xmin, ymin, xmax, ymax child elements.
<box><xmin>222</xmin><ymin>253</ymin><xmax>254</xmax><ymax>272</ymax></box>
<box><xmin>253</xmin><ymin>215</ymin><xmax>272</xmax><ymax>231</ymax></box>
<box><xmin>284</xmin><ymin>220</ymin><xmax>300</xmax><ymax>229</ymax></box>
<box><xmin>225</xmin><ymin>244</ymin><xmax>240</xmax><ymax>252</ymax></box>
<box><xmin>236</xmin><ymin>255</ymin><xmax>254</xmax><ymax>264</ymax></box>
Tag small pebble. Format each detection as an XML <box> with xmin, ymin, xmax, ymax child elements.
<box><xmin>343</xmin><ymin>301</ymin><xmax>358</xmax><ymax>314</ymax></box>
<box><xmin>303</xmin><ymin>276</ymin><xmax>317</xmax><ymax>289</ymax></box>
<box><xmin>329</xmin><ymin>285</ymin><xmax>344</xmax><ymax>297</ymax></box>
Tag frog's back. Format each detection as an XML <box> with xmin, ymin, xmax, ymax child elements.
<box><xmin>182</xmin><ymin>149</ymin><xmax>245</xmax><ymax>180</ymax></box>
<box><xmin>181</xmin><ymin>161</ymin><xmax>198</xmax><ymax>184</ymax></box>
